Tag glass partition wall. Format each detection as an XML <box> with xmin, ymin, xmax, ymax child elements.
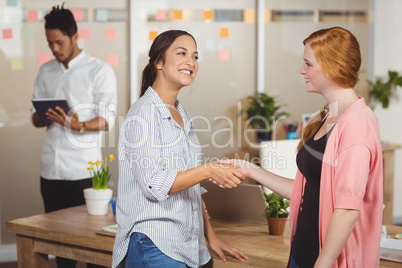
<box><xmin>129</xmin><ymin>0</ymin><xmax>370</xmax><ymax>154</ymax></box>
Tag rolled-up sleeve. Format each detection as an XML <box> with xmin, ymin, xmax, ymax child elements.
<box><xmin>122</xmin><ymin>110</ymin><xmax>178</xmax><ymax>202</ymax></box>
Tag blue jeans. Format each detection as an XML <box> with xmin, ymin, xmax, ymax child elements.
<box><xmin>290</xmin><ymin>255</ymin><xmax>300</xmax><ymax>268</ymax></box>
<box><xmin>125</xmin><ymin>232</ymin><xmax>187</xmax><ymax>268</ymax></box>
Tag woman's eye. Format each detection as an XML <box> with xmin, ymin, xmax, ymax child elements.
<box><xmin>193</xmin><ymin>56</ymin><xmax>199</xmax><ymax>60</ymax></box>
<box><xmin>178</xmin><ymin>52</ymin><xmax>186</xmax><ymax>56</ymax></box>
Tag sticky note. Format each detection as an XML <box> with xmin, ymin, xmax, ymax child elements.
<box><xmin>21</xmin><ymin>27</ymin><xmax>32</xmax><ymax>39</ymax></box>
<box><xmin>71</xmin><ymin>9</ymin><xmax>83</xmax><ymax>22</ymax></box>
<box><xmin>149</xmin><ymin>31</ymin><xmax>158</xmax><ymax>41</ymax></box>
<box><xmin>96</xmin><ymin>9</ymin><xmax>108</xmax><ymax>22</ymax></box>
<box><xmin>218</xmin><ymin>49</ymin><xmax>230</xmax><ymax>61</ymax></box>
<box><xmin>87</xmin><ymin>8</ymin><xmax>94</xmax><ymax>22</ymax></box>
<box><xmin>203</xmin><ymin>9</ymin><xmax>214</xmax><ymax>21</ymax></box>
<box><xmin>11</xmin><ymin>58</ymin><xmax>23</xmax><ymax>70</ymax></box>
<box><xmin>7</xmin><ymin>0</ymin><xmax>18</xmax><ymax>7</ymax></box>
<box><xmin>2</xmin><ymin>29</ymin><xmax>13</xmax><ymax>40</ymax></box>
<box><xmin>27</xmin><ymin>10</ymin><xmax>39</xmax><ymax>22</ymax></box>
<box><xmin>155</xmin><ymin>9</ymin><xmax>167</xmax><ymax>21</ymax></box>
<box><xmin>107</xmin><ymin>54</ymin><xmax>118</xmax><ymax>66</ymax></box>
<box><xmin>38</xmin><ymin>52</ymin><xmax>50</xmax><ymax>65</ymax></box>
<box><xmin>206</xmin><ymin>39</ymin><xmax>216</xmax><ymax>50</ymax></box>
<box><xmin>79</xmin><ymin>28</ymin><xmax>91</xmax><ymax>40</ymax></box>
<box><xmin>243</xmin><ymin>9</ymin><xmax>256</xmax><ymax>23</ymax></box>
<box><xmin>105</xmin><ymin>28</ymin><xmax>117</xmax><ymax>40</ymax></box>
<box><xmin>220</xmin><ymin>27</ymin><xmax>229</xmax><ymax>38</ymax></box>
<box><xmin>173</xmin><ymin>9</ymin><xmax>183</xmax><ymax>20</ymax></box>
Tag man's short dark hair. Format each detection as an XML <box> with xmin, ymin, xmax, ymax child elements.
<box><xmin>44</xmin><ymin>3</ymin><xmax>77</xmax><ymax>37</ymax></box>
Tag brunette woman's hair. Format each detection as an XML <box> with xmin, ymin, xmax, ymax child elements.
<box><xmin>140</xmin><ymin>30</ymin><xmax>197</xmax><ymax>97</ymax></box>
<box><xmin>297</xmin><ymin>27</ymin><xmax>361</xmax><ymax>151</ymax></box>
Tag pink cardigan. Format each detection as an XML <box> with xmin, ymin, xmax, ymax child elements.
<box><xmin>289</xmin><ymin>98</ymin><xmax>383</xmax><ymax>268</ymax></box>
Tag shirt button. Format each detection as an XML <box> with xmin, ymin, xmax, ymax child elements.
<box><xmin>148</xmin><ymin>186</ymin><xmax>152</xmax><ymax>189</ymax></box>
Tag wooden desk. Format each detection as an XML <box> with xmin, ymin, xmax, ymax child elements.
<box><xmin>382</xmin><ymin>143</ymin><xmax>402</xmax><ymax>224</ymax></box>
<box><xmin>7</xmin><ymin>205</ymin><xmax>115</xmax><ymax>267</ymax></box>
<box><xmin>6</xmin><ymin>205</ymin><xmax>402</xmax><ymax>267</ymax></box>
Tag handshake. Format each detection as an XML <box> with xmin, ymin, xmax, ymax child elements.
<box><xmin>204</xmin><ymin>159</ymin><xmax>258</xmax><ymax>189</ymax></box>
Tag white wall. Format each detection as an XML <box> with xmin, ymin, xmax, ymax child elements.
<box><xmin>373</xmin><ymin>0</ymin><xmax>402</xmax><ymax>222</ymax></box>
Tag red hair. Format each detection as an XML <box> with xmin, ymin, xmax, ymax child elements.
<box><xmin>297</xmin><ymin>27</ymin><xmax>361</xmax><ymax>151</ymax></box>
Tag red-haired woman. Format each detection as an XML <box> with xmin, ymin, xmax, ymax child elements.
<box><xmin>222</xmin><ymin>27</ymin><xmax>383</xmax><ymax>268</ymax></box>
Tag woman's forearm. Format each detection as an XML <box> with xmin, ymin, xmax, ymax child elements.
<box><xmin>169</xmin><ymin>163</ymin><xmax>246</xmax><ymax>194</ymax></box>
<box><xmin>314</xmin><ymin>209</ymin><xmax>359</xmax><ymax>268</ymax></box>
<box><xmin>248</xmin><ymin>164</ymin><xmax>294</xmax><ymax>199</ymax></box>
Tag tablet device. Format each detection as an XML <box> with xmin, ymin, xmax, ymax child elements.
<box><xmin>32</xmin><ymin>98</ymin><xmax>71</xmax><ymax>124</ymax></box>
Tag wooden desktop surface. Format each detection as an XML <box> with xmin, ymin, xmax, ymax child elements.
<box><xmin>7</xmin><ymin>205</ymin><xmax>402</xmax><ymax>267</ymax></box>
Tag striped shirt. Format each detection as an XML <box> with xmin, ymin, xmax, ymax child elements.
<box><xmin>112</xmin><ymin>87</ymin><xmax>210</xmax><ymax>268</ymax></box>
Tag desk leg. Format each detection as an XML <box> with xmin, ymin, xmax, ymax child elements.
<box><xmin>383</xmin><ymin>150</ymin><xmax>394</xmax><ymax>225</ymax></box>
<box><xmin>16</xmin><ymin>235</ymin><xmax>48</xmax><ymax>268</ymax></box>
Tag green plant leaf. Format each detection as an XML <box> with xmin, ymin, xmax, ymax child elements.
<box><xmin>264</xmin><ymin>192</ymin><xmax>289</xmax><ymax>218</ymax></box>
<box><xmin>367</xmin><ymin>70</ymin><xmax>402</xmax><ymax>110</ymax></box>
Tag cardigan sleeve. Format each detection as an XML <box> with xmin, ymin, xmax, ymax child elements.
<box><xmin>333</xmin><ymin>144</ymin><xmax>371</xmax><ymax>210</ymax></box>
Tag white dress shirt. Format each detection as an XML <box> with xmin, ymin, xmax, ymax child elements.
<box><xmin>30</xmin><ymin>50</ymin><xmax>117</xmax><ymax>180</ymax></box>
<box><xmin>112</xmin><ymin>87</ymin><xmax>210</xmax><ymax>268</ymax></box>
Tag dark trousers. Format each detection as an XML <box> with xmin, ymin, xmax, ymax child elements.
<box><xmin>40</xmin><ymin>177</ymin><xmax>105</xmax><ymax>268</ymax></box>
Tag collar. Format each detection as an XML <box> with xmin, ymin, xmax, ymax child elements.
<box><xmin>144</xmin><ymin>87</ymin><xmax>193</xmax><ymax>132</ymax></box>
<box><xmin>60</xmin><ymin>49</ymin><xmax>86</xmax><ymax>71</ymax></box>
<box><xmin>144</xmin><ymin>86</ymin><xmax>175</xmax><ymax>119</ymax></box>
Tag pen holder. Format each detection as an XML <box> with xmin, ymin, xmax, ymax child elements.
<box><xmin>286</xmin><ymin>131</ymin><xmax>299</xmax><ymax>140</ymax></box>
<box><xmin>110</xmin><ymin>198</ymin><xmax>117</xmax><ymax>215</ymax></box>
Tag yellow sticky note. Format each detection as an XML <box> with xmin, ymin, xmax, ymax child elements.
<box><xmin>87</xmin><ymin>8</ymin><xmax>94</xmax><ymax>22</ymax></box>
<box><xmin>220</xmin><ymin>28</ymin><xmax>230</xmax><ymax>38</ymax></box>
<box><xmin>149</xmin><ymin>31</ymin><xmax>158</xmax><ymax>41</ymax></box>
<box><xmin>11</xmin><ymin>58</ymin><xmax>23</xmax><ymax>70</ymax></box>
<box><xmin>173</xmin><ymin>9</ymin><xmax>183</xmax><ymax>20</ymax></box>
<box><xmin>243</xmin><ymin>9</ymin><xmax>256</xmax><ymax>23</ymax></box>
<box><xmin>203</xmin><ymin>9</ymin><xmax>214</xmax><ymax>21</ymax></box>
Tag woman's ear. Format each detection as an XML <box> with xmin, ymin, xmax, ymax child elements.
<box><xmin>155</xmin><ymin>60</ymin><xmax>163</xmax><ymax>70</ymax></box>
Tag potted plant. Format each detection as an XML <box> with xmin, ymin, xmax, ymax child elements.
<box><xmin>84</xmin><ymin>154</ymin><xmax>115</xmax><ymax>215</ymax></box>
<box><xmin>241</xmin><ymin>93</ymin><xmax>287</xmax><ymax>143</ymax></box>
<box><xmin>367</xmin><ymin>70</ymin><xmax>402</xmax><ymax>110</ymax></box>
<box><xmin>264</xmin><ymin>192</ymin><xmax>290</xmax><ymax>235</ymax></box>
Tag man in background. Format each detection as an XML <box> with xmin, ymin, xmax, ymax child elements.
<box><xmin>30</xmin><ymin>4</ymin><xmax>117</xmax><ymax>268</ymax></box>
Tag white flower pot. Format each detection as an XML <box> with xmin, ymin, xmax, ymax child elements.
<box><xmin>83</xmin><ymin>188</ymin><xmax>113</xmax><ymax>215</ymax></box>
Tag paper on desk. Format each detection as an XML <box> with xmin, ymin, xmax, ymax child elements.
<box><xmin>103</xmin><ymin>224</ymin><xmax>118</xmax><ymax>233</ymax></box>
<box><xmin>380</xmin><ymin>237</ymin><xmax>402</xmax><ymax>263</ymax></box>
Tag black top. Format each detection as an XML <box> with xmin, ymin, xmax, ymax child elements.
<box><xmin>291</xmin><ymin>123</ymin><xmax>334</xmax><ymax>268</ymax></box>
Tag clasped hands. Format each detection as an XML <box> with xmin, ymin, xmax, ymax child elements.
<box><xmin>206</xmin><ymin>159</ymin><xmax>255</xmax><ymax>188</ymax></box>
<box><xmin>45</xmin><ymin>106</ymin><xmax>81</xmax><ymax>130</ymax></box>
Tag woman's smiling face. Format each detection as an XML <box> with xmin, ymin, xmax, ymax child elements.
<box><xmin>300</xmin><ymin>42</ymin><xmax>333</xmax><ymax>94</ymax></box>
<box><xmin>156</xmin><ymin>35</ymin><xmax>199</xmax><ymax>88</ymax></box>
